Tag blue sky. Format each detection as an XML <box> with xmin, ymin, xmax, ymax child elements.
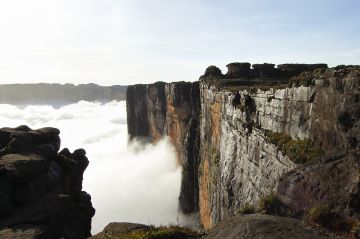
<box><xmin>0</xmin><ymin>0</ymin><xmax>359</xmax><ymax>85</ymax></box>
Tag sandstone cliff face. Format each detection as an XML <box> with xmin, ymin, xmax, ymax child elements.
<box><xmin>198</xmin><ymin>83</ymin><xmax>299</xmax><ymax>229</ymax></box>
<box><xmin>0</xmin><ymin>126</ymin><xmax>95</xmax><ymax>239</ymax></box>
<box><xmin>126</xmin><ymin>63</ymin><xmax>360</xmax><ymax>233</ymax></box>
<box><xmin>126</xmin><ymin>82</ymin><xmax>200</xmax><ymax>214</ymax></box>
<box><xmin>198</xmin><ymin>66</ymin><xmax>360</xmax><ymax>229</ymax></box>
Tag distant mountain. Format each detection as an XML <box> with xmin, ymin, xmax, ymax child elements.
<box><xmin>0</xmin><ymin>83</ymin><xmax>127</xmax><ymax>105</ymax></box>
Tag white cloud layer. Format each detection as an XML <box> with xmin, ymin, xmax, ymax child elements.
<box><xmin>0</xmin><ymin>101</ymin><xmax>181</xmax><ymax>234</ymax></box>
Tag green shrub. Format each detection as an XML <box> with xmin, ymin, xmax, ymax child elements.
<box><xmin>105</xmin><ymin>225</ymin><xmax>200</xmax><ymax>239</ymax></box>
<box><xmin>147</xmin><ymin>226</ymin><xmax>199</xmax><ymax>239</ymax></box>
<box><xmin>239</xmin><ymin>203</ymin><xmax>256</xmax><ymax>214</ymax></box>
<box><xmin>258</xmin><ymin>193</ymin><xmax>287</xmax><ymax>216</ymax></box>
<box><xmin>307</xmin><ymin>204</ymin><xmax>353</xmax><ymax>233</ymax></box>
<box><xmin>307</xmin><ymin>204</ymin><xmax>332</xmax><ymax>226</ymax></box>
<box><xmin>265</xmin><ymin>131</ymin><xmax>324</xmax><ymax>163</ymax></box>
<box><xmin>352</xmin><ymin>221</ymin><xmax>360</xmax><ymax>237</ymax></box>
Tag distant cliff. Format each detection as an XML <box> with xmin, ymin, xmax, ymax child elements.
<box><xmin>127</xmin><ymin>81</ymin><xmax>200</xmax><ymax>214</ymax></box>
<box><xmin>126</xmin><ymin>63</ymin><xmax>360</xmax><ymax>237</ymax></box>
<box><xmin>0</xmin><ymin>83</ymin><xmax>127</xmax><ymax>105</ymax></box>
<box><xmin>0</xmin><ymin>126</ymin><xmax>94</xmax><ymax>238</ymax></box>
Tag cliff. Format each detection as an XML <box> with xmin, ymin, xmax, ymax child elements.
<box><xmin>127</xmin><ymin>81</ymin><xmax>200</xmax><ymax>214</ymax></box>
<box><xmin>0</xmin><ymin>126</ymin><xmax>95</xmax><ymax>238</ymax></box>
<box><xmin>198</xmin><ymin>64</ymin><xmax>360</xmax><ymax>230</ymax></box>
<box><xmin>127</xmin><ymin>63</ymin><xmax>360</xmax><ymax>237</ymax></box>
<box><xmin>0</xmin><ymin>83</ymin><xmax>127</xmax><ymax>105</ymax></box>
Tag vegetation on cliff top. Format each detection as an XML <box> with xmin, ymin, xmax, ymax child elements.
<box><xmin>265</xmin><ymin>131</ymin><xmax>324</xmax><ymax>164</ymax></box>
<box><xmin>102</xmin><ymin>225</ymin><xmax>200</xmax><ymax>239</ymax></box>
<box><xmin>238</xmin><ymin>203</ymin><xmax>256</xmax><ymax>214</ymax></box>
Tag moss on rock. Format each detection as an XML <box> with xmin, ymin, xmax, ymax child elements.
<box><xmin>265</xmin><ymin>131</ymin><xmax>324</xmax><ymax>164</ymax></box>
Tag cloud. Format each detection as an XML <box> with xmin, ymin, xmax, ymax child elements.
<box><xmin>0</xmin><ymin>101</ymin><xmax>182</xmax><ymax>234</ymax></box>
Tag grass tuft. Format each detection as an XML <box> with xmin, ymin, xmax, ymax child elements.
<box><xmin>239</xmin><ymin>203</ymin><xmax>256</xmax><ymax>214</ymax></box>
<box><xmin>258</xmin><ymin>193</ymin><xmax>288</xmax><ymax>216</ymax></box>
<box><xmin>265</xmin><ymin>131</ymin><xmax>324</xmax><ymax>163</ymax></box>
<box><xmin>306</xmin><ymin>204</ymin><xmax>354</xmax><ymax>233</ymax></box>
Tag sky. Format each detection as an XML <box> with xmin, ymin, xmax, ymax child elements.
<box><xmin>0</xmin><ymin>0</ymin><xmax>359</xmax><ymax>85</ymax></box>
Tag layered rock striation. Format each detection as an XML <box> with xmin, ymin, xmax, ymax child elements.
<box><xmin>198</xmin><ymin>64</ymin><xmax>360</xmax><ymax>230</ymax></box>
<box><xmin>126</xmin><ymin>63</ymin><xmax>360</xmax><ymax>235</ymax></box>
<box><xmin>0</xmin><ymin>126</ymin><xmax>95</xmax><ymax>239</ymax></box>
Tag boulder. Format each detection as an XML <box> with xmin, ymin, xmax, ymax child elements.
<box><xmin>277</xmin><ymin>151</ymin><xmax>360</xmax><ymax>218</ymax></box>
<box><xmin>0</xmin><ymin>126</ymin><xmax>94</xmax><ymax>238</ymax></box>
<box><xmin>203</xmin><ymin>214</ymin><xmax>332</xmax><ymax>239</ymax></box>
<box><xmin>199</xmin><ymin>66</ymin><xmax>224</xmax><ymax>80</ymax></box>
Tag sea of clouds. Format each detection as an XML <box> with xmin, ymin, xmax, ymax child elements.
<box><xmin>0</xmin><ymin>101</ymin><xmax>182</xmax><ymax>233</ymax></box>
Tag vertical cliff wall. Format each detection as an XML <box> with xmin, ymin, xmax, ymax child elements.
<box><xmin>198</xmin><ymin>65</ymin><xmax>360</xmax><ymax>229</ymax></box>
<box><xmin>127</xmin><ymin>63</ymin><xmax>360</xmax><ymax>232</ymax></box>
<box><xmin>126</xmin><ymin>82</ymin><xmax>200</xmax><ymax>214</ymax></box>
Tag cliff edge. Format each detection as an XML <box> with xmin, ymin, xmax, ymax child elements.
<box><xmin>0</xmin><ymin>126</ymin><xmax>95</xmax><ymax>239</ymax></box>
<box><xmin>126</xmin><ymin>62</ymin><xmax>360</xmax><ymax>237</ymax></box>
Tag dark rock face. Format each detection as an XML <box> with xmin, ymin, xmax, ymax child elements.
<box><xmin>203</xmin><ymin>214</ymin><xmax>332</xmax><ymax>239</ymax></box>
<box><xmin>126</xmin><ymin>82</ymin><xmax>200</xmax><ymax>214</ymax></box>
<box><xmin>0</xmin><ymin>83</ymin><xmax>127</xmax><ymax>106</ymax></box>
<box><xmin>147</xmin><ymin>82</ymin><xmax>167</xmax><ymax>141</ymax></box>
<box><xmin>126</xmin><ymin>85</ymin><xmax>149</xmax><ymax>140</ymax></box>
<box><xmin>226</xmin><ymin>62</ymin><xmax>251</xmax><ymax>78</ymax></box>
<box><xmin>277</xmin><ymin>151</ymin><xmax>360</xmax><ymax>218</ymax></box>
<box><xmin>0</xmin><ymin>224</ymin><xmax>52</xmax><ymax>239</ymax></box>
<box><xmin>199</xmin><ymin>66</ymin><xmax>224</xmax><ymax>80</ymax></box>
<box><xmin>0</xmin><ymin>126</ymin><xmax>94</xmax><ymax>239</ymax></box>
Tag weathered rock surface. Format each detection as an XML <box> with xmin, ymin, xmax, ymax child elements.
<box><xmin>126</xmin><ymin>63</ymin><xmax>360</xmax><ymax>235</ymax></box>
<box><xmin>91</xmin><ymin>222</ymin><xmax>150</xmax><ymax>239</ymax></box>
<box><xmin>277</xmin><ymin>151</ymin><xmax>360</xmax><ymax>218</ymax></box>
<box><xmin>0</xmin><ymin>224</ymin><xmax>52</xmax><ymax>239</ymax></box>
<box><xmin>203</xmin><ymin>214</ymin><xmax>332</xmax><ymax>239</ymax></box>
<box><xmin>91</xmin><ymin>222</ymin><xmax>199</xmax><ymax>239</ymax></box>
<box><xmin>198</xmin><ymin>65</ymin><xmax>360</xmax><ymax>230</ymax></box>
<box><xmin>0</xmin><ymin>126</ymin><xmax>95</xmax><ymax>239</ymax></box>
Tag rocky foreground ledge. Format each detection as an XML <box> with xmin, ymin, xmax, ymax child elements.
<box><xmin>0</xmin><ymin>126</ymin><xmax>95</xmax><ymax>239</ymax></box>
<box><xmin>92</xmin><ymin>213</ymin><xmax>333</xmax><ymax>239</ymax></box>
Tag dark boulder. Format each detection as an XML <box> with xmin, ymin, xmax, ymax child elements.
<box><xmin>0</xmin><ymin>224</ymin><xmax>52</xmax><ymax>239</ymax></box>
<box><xmin>0</xmin><ymin>126</ymin><xmax>94</xmax><ymax>238</ymax></box>
<box><xmin>0</xmin><ymin>154</ymin><xmax>49</xmax><ymax>182</ymax></box>
<box><xmin>199</xmin><ymin>66</ymin><xmax>224</xmax><ymax>80</ymax></box>
<box><xmin>277</xmin><ymin>151</ymin><xmax>360</xmax><ymax>218</ymax></box>
<box><xmin>226</xmin><ymin>62</ymin><xmax>251</xmax><ymax>78</ymax></box>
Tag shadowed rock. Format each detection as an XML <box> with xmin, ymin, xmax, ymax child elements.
<box><xmin>0</xmin><ymin>126</ymin><xmax>94</xmax><ymax>238</ymax></box>
<box><xmin>203</xmin><ymin>214</ymin><xmax>332</xmax><ymax>239</ymax></box>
